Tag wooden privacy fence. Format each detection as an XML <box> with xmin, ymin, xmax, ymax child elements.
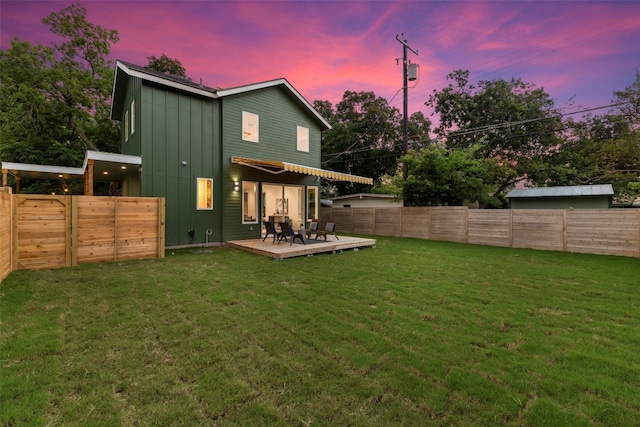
<box><xmin>0</xmin><ymin>194</ymin><xmax>165</xmax><ymax>281</ymax></box>
<box><xmin>320</xmin><ymin>206</ymin><xmax>640</xmax><ymax>258</ymax></box>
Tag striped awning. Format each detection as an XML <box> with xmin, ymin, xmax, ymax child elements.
<box><xmin>231</xmin><ymin>157</ymin><xmax>373</xmax><ymax>185</ymax></box>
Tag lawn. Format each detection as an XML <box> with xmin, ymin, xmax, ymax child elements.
<box><xmin>1</xmin><ymin>237</ymin><xmax>639</xmax><ymax>426</ymax></box>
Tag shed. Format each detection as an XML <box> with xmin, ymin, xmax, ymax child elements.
<box><xmin>506</xmin><ymin>185</ymin><xmax>614</xmax><ymax>209</ymax></box>
<box><xmin>330</xmin><ymin>193</ymin><xmax>403</xmax><ymax>208</ymax></box>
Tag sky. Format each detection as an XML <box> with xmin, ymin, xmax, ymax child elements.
<box><xmin>2</xmin><ymin>0</ymin><xmax>640</xmax><ymax>123</ymax></box>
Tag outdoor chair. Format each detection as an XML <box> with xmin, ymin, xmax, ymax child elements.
<box><xmin>278</xmin><ymin>222</ymin><xmax>305</xmax><ymax>245</ymax></box>
<box><xmin>263</xmin><ymin>221</ymin><xmax>281</xmax><ymax>243</ymax></box>
<box><xmin>306</xmin><ymin>221</ymin><xmax>319</xmax><ymax>239</ymax></box>
<box><xmin>316</xmin><ymin>222</ymin><xmax>338</xmax><ymax>241</ymax></box>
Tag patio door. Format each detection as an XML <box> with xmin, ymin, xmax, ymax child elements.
<box><xmin>262</xmin><ymin>184</ymin><xmax>304</xmax><ymax>232</ymax></box>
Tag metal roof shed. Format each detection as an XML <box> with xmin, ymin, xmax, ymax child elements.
<box><xmin>506</xmin><ymin>185</ymin><xmax>614</xmax><ymax>209</ymax></box>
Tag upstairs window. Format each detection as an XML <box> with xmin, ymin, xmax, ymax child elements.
<box><xmin>196</xmin><ymin>178</ymin><xmax>213</xmax><ymax>210</ymax></box>
<box><xmin>297</xmin><ymin>126</ymin><xmax>309</xmax><ymax>152</ymax></box>
<box><xmin>242</xmin><ymin>111</ymin><xmax>259</xmax><ymax>142</ymax></box>
<box><xmin>131</xmin><ymin>99</ymin><xmax>135</xmax><ymax>135</ymax></box>
<box><xmin>124</xmin><ymin>111</ymin><xmax>129</xmax><ymax>142</ymax></box>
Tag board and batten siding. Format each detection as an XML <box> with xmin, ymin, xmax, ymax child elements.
<box><xmin>220</xmin><ymin>86</ymin><xmax>324</xmax><ymax>241</ymax></box>
<box><xmin>140</xmin><ymin>84</ymin><xmax>220</xmax><ymax>246</ymax></box>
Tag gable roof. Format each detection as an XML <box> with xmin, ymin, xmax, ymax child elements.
<box><xmin>110</xmin><ymin>61</ymin><xmax>331</xmax><ymax>129</ymax></box>
<box><xmin>506</xmin><ymin>184</ymin><xmax>614</xmax><ymax>199</ymax></box>
<box><xmin>217</xmin><ymin>79</ymin><xmax>331</xmax><ymax>129</ymax></box>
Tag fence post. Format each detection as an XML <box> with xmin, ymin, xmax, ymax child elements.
<box><xmin>509</xmin><ymin>210</ymin><xmax>514</xmax><ymax>248</ymax></box>
<box><xmin>11</xmin><ymin>195</ymin><xmax>19</xmax><ymax>271</ymax></box>
<box><xmin>562</xmin><ymin>210</ymin><xmax>568</xmax><ymax>253</ymax></box>
<box><xmin>71</xmin><ymin>196</ymin><xmax>78</xmax><ymax>266</ymax></box>
<box><xmin>114</xmin><ymin>198</ymin><xmax>119</xmax><ymax>261</ymax></box>
<box><xmin>65</xmin><ymin>196</ymin><xmax>72</xmax><ymax>267</ymax></box>
<box><xmin>158</xmin><ymin>198</ymin><xmax>166</xmax><ymax>259</ymax></box>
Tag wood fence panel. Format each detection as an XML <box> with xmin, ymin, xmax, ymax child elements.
<box><xmin>566</xmin><ymin>209</ymin><xmax>639</xmax><ymax>257</ymax></box>
<box><xmin>76</xmin><ymin>196</ymin><xmax>117</xmax><ymax>264</ymax></box>
<box><xmin>374</xmin><ymin>208</ymin><xmax>402</xmax><ymax>236</ymax></box>
<box><xmin>15</xmin><ymin>195</ymin><xmax>70</xmax><ymax>270</ymax></box>
<box><xmin>115</xmin><ymin>198</ymin><xmax>160</xmax><ymax>261</ymax></box>
<box><xmin>0</xmin><ymin>189</ymin><xmax>11</xmax><ymax>282</ymax></box>
<box><xmin>468</xmin><ymin>210</ymin><xmax>511</xmax><ymax>247</ymax></box>
<box><xmin>400</xmin><ymin>207</ymin><xmax>430</xmax><ymax>239</ymax></box>
<box><xmin>512</xmin><ymin>210</ymin><xmax>564</xmax><ymax>251</ymax></box>
<box><xmin>325</xmin><ymin>208</ymin><xmax>353</xmax><ymax>233</ymax></box>
<box><xmin>430</xmin><ymin>207</ymin><xmax>468</xmax><ymax>243</ymax></box>
<box><xmin>352</xmin><ymin>208</ymin><xmax>375</xmax><ymax>234</ymax></box>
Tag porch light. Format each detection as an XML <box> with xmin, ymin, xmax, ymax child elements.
<box><xmin>233</xmin><ymin>181</ymin><xmax>240</xmax><ymax>192</ymax></box>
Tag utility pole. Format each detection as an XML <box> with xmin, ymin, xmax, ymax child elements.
<box><xmin>396</xmin><ymin>33</ymin><xmax>418</xmax><ymax>155</ymax></box>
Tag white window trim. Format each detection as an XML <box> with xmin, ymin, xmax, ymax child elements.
<box><xmin>242</xmin><ymin>111</ymin><xmax>259</xmax><ymax>143</ymax></box>
<box><xmin>297</xmin><ymin>126</ymin><xmax>309</xmax><ymax>152</ymax></box>
<box><xmin>242</xmin><ymin>181</ymin><xmax>259</xmax><ymax>224</ymax></box>
<box><xmin>196</xmin><ymin>177</ymin><xmax>213</xmax><ymax>210</ymax></box>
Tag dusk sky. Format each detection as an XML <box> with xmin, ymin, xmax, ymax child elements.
<box><xmin>2</xmin><ymin>1</ymin><xmax>639</xmax><ymax>123</ymax></box>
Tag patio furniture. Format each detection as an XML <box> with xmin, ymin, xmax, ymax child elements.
<box><xmin>306</xmin><ymin>221</ymin><xmax>319</xmax><ymax>239</ymax></box>
<box><xmin>316</xmin><ymin>222</ymin><xmax>338</xmax><ymax>241</ymax></box>
<box><xmin>278</xmin><ymin>222</ymin><xmax>305</xmax><ymax>245</ymax></box>
<box><xmin>263</xmin><ymin>221</ymin><xmax>281</xmax><ymax>243</ymax></box>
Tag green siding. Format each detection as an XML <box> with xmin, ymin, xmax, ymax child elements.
<box><xmin>139</xmin><ymin>84</ymin><xmax>220</xmax><ymax>246</ymax></box>
<box><xmin>219</xmin><ymin>86</ymin><xmax>325</xmax><ymax>241</ymax></box>
<box><xmin>116</xmin><ymin>72</ymin><xmax>327</xmax><ymax>245</ymax></box>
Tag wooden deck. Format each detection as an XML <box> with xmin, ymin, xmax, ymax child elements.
<box><xmin>227</xmin><ymin>235</ymin><xmax>376</xmax><ymax>259</ymax></box>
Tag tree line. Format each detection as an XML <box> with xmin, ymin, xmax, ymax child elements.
<box><xmin>1</xmin><ymin>3</ymin><xmax>638</xmax><ymax>204</ymax></box>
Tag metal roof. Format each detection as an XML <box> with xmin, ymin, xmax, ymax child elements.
<box><xmin>506</xmin><ymin>184</ymin><xmax>614</xmax><ymax>199</ymax></box>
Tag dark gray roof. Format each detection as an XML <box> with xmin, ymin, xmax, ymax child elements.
<box><xmin>506</xmin><ymin>184</ymin><xmax>614</xmax><ymax>199</ymax></box>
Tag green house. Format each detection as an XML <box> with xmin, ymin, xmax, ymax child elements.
<box><xmin>110</xmin><ymin>61</ymin><xmax>371</xmax><ymax>247</ymax></box>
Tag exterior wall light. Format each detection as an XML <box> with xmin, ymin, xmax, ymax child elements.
<box><xmin>233</xmin><ymin>181</ymin><xmax>240</xmax><ymax>192</ymax></box>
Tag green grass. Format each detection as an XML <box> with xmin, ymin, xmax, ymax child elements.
<box><xmin>1</xmin><ymin>237</ymin><xmax>639</xmax><ymax>426</ymax></box>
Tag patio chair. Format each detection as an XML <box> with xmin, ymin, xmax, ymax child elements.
<box><xmin>306</xmin><ymin>221</ymin><xmax>319</xmax><ymax>239</ymax></box>
<box><xmin>316</xmin><ymin>222</ymin><xmax>338</xmax><ymax>241</ymax></box>
<box><xmin>278</xmin><ymin>222</ymin><xmax>305</xmax><ymax>245</ymax></box>
<box><xmin>263</xmin><ymin>221</ymin><xmax>281</xmax><ymax>243</ymax></box>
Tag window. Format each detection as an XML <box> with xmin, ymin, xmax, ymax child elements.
<box><xmin>242</xmin><ymin>181</ymin><xmax>258</xmax><ymax>223</ymax></box>
<box><xmin>242</xmin><ymin>111</ymin><xmax>259</xmax><ymax>142</ymax></box>
<box><xmin>307</xmin><ymin>186</ymin><xmax>318</xmax><ymax>222</ymax></box>
<box><xmin>196</xmin><ymin>178</ymin><xmax>213</xmax><ymax>210</ymax></box>
<box><xmin>297</xmin><ymin>126</ymin><xmax>309</xmax><ymax>152</ymax></box>
<box><xmin>124</xmin><ymin>110</ymin><xmax>129</xmax><ymax>142</ymax></box>
<box><xmin>131</xmin><ymin>99</ymin><xmax>135</xmax><ymax>135</ymax></box>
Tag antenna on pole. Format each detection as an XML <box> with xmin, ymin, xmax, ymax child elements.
<box><xmin>396</xmin><ymin>33</ymin><xmax>419</xmax><ymax>155</ymax></box>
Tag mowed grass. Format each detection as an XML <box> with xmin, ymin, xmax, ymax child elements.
<box><xmin>1</xmin><ymin>237</ymin><xmax>639</xmax><ymax>426</ymax></box>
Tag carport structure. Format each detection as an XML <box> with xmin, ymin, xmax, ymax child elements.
<box><xmin>1</xmin><ymin>151</ymin><xmax>141</xmax><ymax>195</ymax></box>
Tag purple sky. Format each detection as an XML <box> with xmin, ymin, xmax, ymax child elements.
<box><xmin>2</xmin><ymin>1</ymin><xmax>639</xmax><ymax>122</ymax></box>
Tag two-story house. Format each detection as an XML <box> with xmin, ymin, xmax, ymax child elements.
<box><xmin>110</xmin><ymin>61</ymin><xmax>371</xmax><ymax>247</ymax></box>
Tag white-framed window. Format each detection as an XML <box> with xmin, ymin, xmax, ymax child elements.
<box><xmin>242</xmin><ymin>111</ymin><xmax>259</xmax><ymax>142</ymax></box>
<box><xmin>131</xmin><ymin>99</ymin><xmax>135</xmax><ymax>135</ymax></box>
<box><xmin>297</xmin><ymin>126</ymin><xmax>309</xmax><ymax>152</ymax></box>
<box><xmin>124</xmin><ymin>110</ymin><xmax>129</xmax><ymax>142</ymax></box>
<box><xmin>307</xmin><ymin>186</ymin><xmax>318</xmax><ymax>222</ymax></box>
<box><xmin>242</xmin><ymin>181</ymin><xmax>258</xmax><ymax>224</ymax></box>
<box><xmin>196</xmin><ymin>177</ymin><xmax>213</xmax><ymax>210</ymax></box>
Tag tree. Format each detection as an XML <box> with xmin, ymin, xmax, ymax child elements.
<box><xmin>394</xmin><ymin>145</ymin><xmax>506</xmax><ymax>207</ymax></box>
<box><xmin>317</xmin><ymin>91</ymin><xmax>430</xmax><ymax>195</ymax></box>
<box><xmin>426</xmin><ymin>70</ymin><xmax>563</xmax><ymax>196</ymax></box>
<box><xmin>531</xmin><ymin>74</ymin><xmax>640</xmax><ymax>202</ymax></box>
<box><xmin>146</xmin><ymin>54</ymin><xmax>189</xmax><ymax>80</ymax></box>
<box><xmin>0</xmin><ymin>3</ymin><xmax>119</xmax><ymax>192</ymax></box>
